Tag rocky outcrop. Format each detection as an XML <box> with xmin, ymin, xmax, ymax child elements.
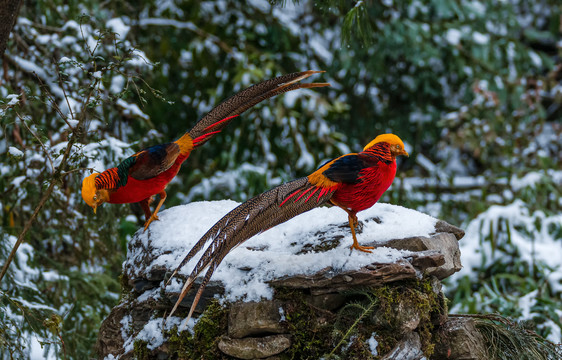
<box><xmin>432</xmin><ymin>317</ymin><xmax>488</xmax><ymax>360</ymax></box>
<box><xmin>95</xmin><ymin>203</ymin><xmax>485</xmax><ymax>359</ymax></box>
<box><xmin>218</xmin><ymin>334</ymin><xmax>291</xmax><ymax>359</ymax></box>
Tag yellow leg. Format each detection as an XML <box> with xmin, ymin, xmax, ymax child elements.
<box><xmin>330</xmin><ymin>201</ymin><xmax>374</xmax><ymax>253</ymax></box>
<box><xmin>139</xmin><ymin>196</ymin><xmax>154</xmax><ymax>221</ymax></box>
<box><xmin>347</xmin><ymin>212</ymin><xmax>374</xmax><ymax>253</ymax></box>
<box><xmin>143</xmin><ymin>191</ymin><xmax>167</xmax><ymax>232</ymax></box>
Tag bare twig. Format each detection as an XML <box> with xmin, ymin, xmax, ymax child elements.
<box><xmin>57</xmin><ymin>331</ymin><xmax>67</xmax><ymax>360</ymax></box>
<box><xmin>61</xmin><ymin>167</ymin><xmax>95</xmax><ymax>177</ymax></box>
<box><xmin>56</xmin><ymin>65</ymin><xmax>76</xmax><ymax>121</ymax></box>
<box><xmin>16</xmin><ymin>111</ymin><xmax>55</xmax><ymax>172</ymax></box>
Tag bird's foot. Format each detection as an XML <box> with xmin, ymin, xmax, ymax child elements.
<box><xmin>143</xmin><ymin>214</ymin><xmax>160</xmax><ymax>232</ymax></box>
<box><xmin>350</xmin><ymin>243</ymin><xmax>374</xmax><ymax>253</ymax></box>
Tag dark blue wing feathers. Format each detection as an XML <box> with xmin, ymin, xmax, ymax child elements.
<box><xmin>322</xmin><ymin>154</ymin><xmax>380</xmax><ymax>184</ymax></box>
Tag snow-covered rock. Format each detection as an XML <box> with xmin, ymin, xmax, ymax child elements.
<box><xmin>97</xmin><ymin>201</ymin><xmax>465</xmax><ymax>359</ymax></box>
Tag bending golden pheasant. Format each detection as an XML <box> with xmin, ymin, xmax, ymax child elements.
<box><xmin>81</xmin><ymin>71</ymin><xmax>329</xmax><ymax>230</ymax></box>
<box><xmin>168</xmin><ymin>133</ymin><xmax>408</xmax><ymax>325</ymax></box>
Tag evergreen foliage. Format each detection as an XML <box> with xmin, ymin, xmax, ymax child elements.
<box><xmin>473</xmin><ymin>315</ymin><xmax>562</xmax><ymax>360</ymax></box>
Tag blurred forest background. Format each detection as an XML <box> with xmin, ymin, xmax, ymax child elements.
<box><xmin>0</xmin><ymin>0</ymin><xmax>561</xmax><ymax>358</ymax></box>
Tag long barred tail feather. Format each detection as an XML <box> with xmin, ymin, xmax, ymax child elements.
<box><xmin>167</xmin><ymin>177</ymin><xmax>336</xmax><ymax>323</ymax></box>
<box><xmin>178</xmin><ymin>251</ymin><xmax>227</xmax><ymax>330</ymax></box>
<box><xmin>187</xmin><ymin>70</ymin><xmax>329</xmax><ymax>148</ymax></box>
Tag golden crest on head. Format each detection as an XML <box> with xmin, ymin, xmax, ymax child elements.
<box><xmin>81</xmin><ymin>173</ymin><xmax>100</xmax><ymax>210</ymax></box>
<box><xmin>363</xmin><ymin>133</ymin><xmax>404</xmax><ymax>150</ymax></box>
<box><xmin>363</xmin><ymin>133</ymin><xmax>409</xmax><ymax>157</ymax></box>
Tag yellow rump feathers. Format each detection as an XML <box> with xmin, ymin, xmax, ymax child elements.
<box><xmin>174</xmin><ymin>133</ymin><xmax>194</xmax><ymax>155</ymax></box>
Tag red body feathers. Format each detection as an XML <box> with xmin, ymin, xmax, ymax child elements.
<box><xmin>330</xmin><ymin>160</ymin><xmax>397</xmax><ymax>212</ymax></box>
<box><xmin>106</xmin><ymin>154</ymin><xmax>188</xmax><ymax>204</ymax></box>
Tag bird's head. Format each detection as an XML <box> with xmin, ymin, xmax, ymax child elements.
<box><xmin>81</xmin><ymin>173</ymin><xmax>109</xmax><ymax>213</ymax></box>
<box><xmin>363</xmin><ymin>133</ymin><xmax>409</xmax><ymax>158</ymax></box>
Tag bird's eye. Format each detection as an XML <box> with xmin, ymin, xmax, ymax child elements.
<box><xmin>396</xmin><ymin>145</ymin><xmax>401</xmax><ymax>150</ymax></box>
<box><xmin>93</xmin><ymin>196</ymin><xmax>97</xmax><ymax>201</ymax></box>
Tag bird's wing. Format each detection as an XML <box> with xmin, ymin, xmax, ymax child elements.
<box><xmin>127</xmin><ymin>142</ymin><xmax>181</xmax><ymax>181</ymax></box>
<box><xmin>94</xmin><ymin>143</ymin><xmax>180</xmax><ymax>191</ymax></box>
<box><xmin>321</xmin><ymin>153</ymin><xmax>384</xmax><ymax>184</ymax></box>
<box><xmin>167</xmin><ymin>177</ymin><xmax>336</xmax><ymax>322</ymax></box>
<box><xmin>305</xmin><ymin>153</ymin><xmax>380</xmax><ymax>190</ymax></box>
<box><xmin>187</xmin><ymin>70</ymin><xmax>330</xmax><ymax>147</ymax></box>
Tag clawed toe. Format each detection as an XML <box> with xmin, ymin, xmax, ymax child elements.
<box><xmin>143</xmin><ymin>215</ymin><xmax>161</xmax><ymax>232</ymax></box>
<box><xmin>350</xmin><ymin>243</ymin><xmax>374</xmax><ymax>253</ymax></box>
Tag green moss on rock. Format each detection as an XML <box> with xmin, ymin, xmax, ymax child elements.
<box><xmin>118</xmin><ymin>272</ymin><xmax>133</xmax><ymax>300</ymax></box>
<box><xmin>133</xmin><ymin>339</ymin><xmax>150</xmax><ymax>360</ymax></box>
<box><xmin>167</xmin><ymin>299</ymin><xmax>229</xmax><ymax>359</ymax></box>
<box><xmin>274</xmin><ymin>276</ymin><xmax>444</xmax><ymax>359</ymax></box>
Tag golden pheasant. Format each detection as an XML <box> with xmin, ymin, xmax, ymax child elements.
<box><xmin>81</xmin><ymin>71</ymin><xmax>329</xmax><ymax>230</ymax></box>
<box><xmin>168</xmin><ymin>133</ymin><xmax>409</xmax><ymax>325</ymax></box>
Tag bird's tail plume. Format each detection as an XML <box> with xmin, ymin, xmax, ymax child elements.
<box><xmin>187</xmin><ymin>70</ymin><xmax>329</xmax><ymax>148</ymax></box>
<box><xmin>167</xmin><ymin>177</ymin><xmax>336</xmax><ymax>325</ymax></box>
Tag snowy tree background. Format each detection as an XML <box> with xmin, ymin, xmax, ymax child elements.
<box><xmin>0</xmin><ymin>0</ymin><xmax>561</xmax><ymax>358</ymax></box>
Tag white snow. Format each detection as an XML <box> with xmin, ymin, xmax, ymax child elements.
<box><xmin>510</xmin><ymin>171</ymin><xmax>555</xmax><ymax>191</ymax></box>
<box><xmin>529</xmin><ymin>51</ymin><xmax>542</xmax><ymax>67</ymax></box>
<box><xmin>110</xmin><ymin>75</ymin><xmax>126</xmax><ymax>94</ymax></box>
<box><xmin>106</xmin><ymin>18</ymin><xmax>130</xmax><ymax>39</ymax></box>
<box><xmin>126</xmin><ymin>200</ymin><xmax>438</xmax><ymax>305</ymax></box>
<box><xmin>30</xmin><ymin>335</ymin><xmax>57</xmax><ymax>359</ymax></box>
<box><xmin>445</xmin><ymin>29</ymin><xmax>462</xmax><ymax>46</ymax></box>
<box><xmin>8</xmin><ymin>146</ymin><xmax>24</xmax><ymax>157</ymax></box>
<box><xmin>67</xmin><ymin>118</ymin><xmax>79</xmax><ymax>128</ymax></box>
<box><xmin>451</xmin><ymin>200</ymin><xmax>562</xmax><ymax>294</ymax></box>
<box><xmin>6</xmin><ymin>94</ymin><xmax>20</xmax><ymax>105</ymax></box>
<box><xmin>367</xmin><ymin>332</ymin><xmax>379</xmax><ymax>355</ymax></box>
<box><xmin>138</xmin><ymin>17</ymin><xmax>197</xmax><ymax>31</ymax></box>
<box><xmin>121</xmin><ymin>316</ymin><xmax>196</xmax><ymax>355</ymax></box>
<box><xmin>518</xmin><ymin>290</ymin><xmax>538</xmax><ymax>321</ymax></box>
<box><xmin>116</xmin><ymin>98</ymin><xmax>149</xmax><ymax>120</ymax></box>
<box><xmin>278</xmin><ymin>306</ymin><xmax>286</xmax><ymax>321</ymax></box>
<box><xmin>310</xmin><ymin>37</ymin><xmax>333</xmax><ymax>63</ymax></box>
<box><xmin>472</xmin><ymin>31</ymin><xmax>490</xmax><ymax>45</ymax></box>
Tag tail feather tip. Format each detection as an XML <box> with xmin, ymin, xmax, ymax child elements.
<box><xmin>304</xmin><ymin>70</ymin><xmax>325</xmax><ymax>74</ymax></box>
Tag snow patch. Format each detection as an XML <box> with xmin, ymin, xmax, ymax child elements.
<box><xmin>116</xmin><ymin>99</ymin><xmax>149</xmax><ymax>120</ymax></box>
<box><xmin>472</xmin><ymin>31</ymin><xmax>489</xmax><ymax>45</ymax></box>
<box><xmin>6</xmin><ymin>94</ymin><xmax>20</xmax><ymax>105</ymax></box>
<box><xmin>8</xmin><ymin>146</ymin><xmax>24</xmax><ymax>157</ymax></box>
<box><xmin>446</xmin><ymin>29</ymin><xmax>462</xmax><ymax>46</ymax></box>
<box><xmin>367</xmin><ymin>332</ymin><xmax>379</xmax><ymax>355</ymax></box>
<box><xmin>106</xmin><ymin>18</ymin><xmax>130</xmax><ymax>39</ymax></box>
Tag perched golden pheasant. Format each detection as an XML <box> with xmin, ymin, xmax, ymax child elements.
<box><xmin>168</xmin><ymin>133</ymin><xmax>408</xmax><ymax>325</ymax></box>
<box><xmin>81</xmin><ymin>71</ymin><xmax>329</xmax><ymax>230</ymax></box>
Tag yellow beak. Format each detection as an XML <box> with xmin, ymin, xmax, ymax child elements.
<box><xmin>402</xmin><ymin>149</ymin><xmax>409</xmax><ymax>157</ymax></box>
<box><xmin>93</xmin><ymin>206</ymin><xmax>97</xmax><ymax>214</ymax></box>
